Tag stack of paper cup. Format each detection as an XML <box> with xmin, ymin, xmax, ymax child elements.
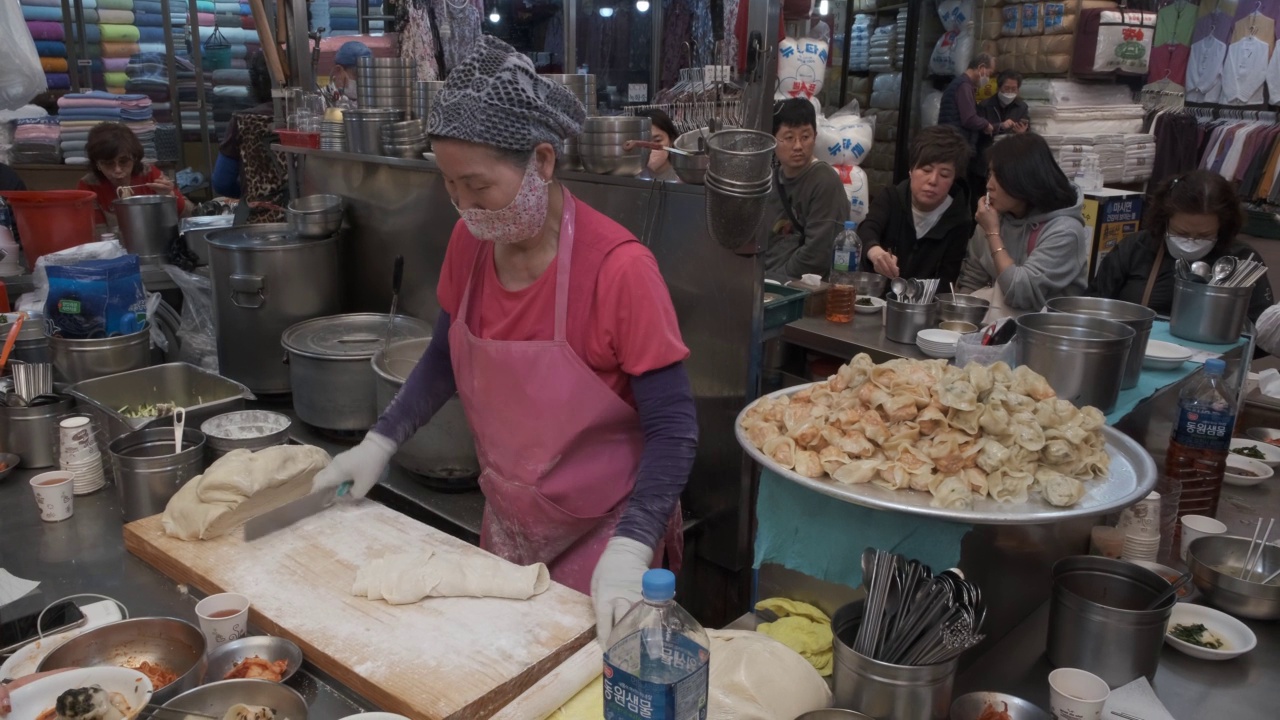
<box><xmin>1118</xmin><ymin>491</ymin><xmax>1162</xmax><ymax>562</ymax></box>
<box><xmin>59</xmin><ymin>415</ymin><xmax>105</xmax><ymax>495</ymax></box>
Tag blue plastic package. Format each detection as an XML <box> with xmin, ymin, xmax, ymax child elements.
<box><xmin>44</xmin><ymin>256</ymin><xmax>147</xmax><ymax>339</ymax></box>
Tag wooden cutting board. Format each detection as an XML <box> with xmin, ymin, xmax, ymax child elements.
<box><xmin>124</xmin><ymin>501</ymin><xmax>595</xmax><ymax>720</ymax></box>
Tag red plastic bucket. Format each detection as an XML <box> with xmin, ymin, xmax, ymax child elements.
<box><xmin>0</xmin><ymin>190</ymin><xmax>98</xmax><ymax>270</ymax></box>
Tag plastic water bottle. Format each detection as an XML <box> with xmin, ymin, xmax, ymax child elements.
<box><xmin>603</xmin><ymin>569</ymin><xmax>709</xmax><ymax>720</ymax></box>
<box><xmin>1165</xmin><ymin>358</ymin><xmax>1237</xmax><ymax>521</ymax></box>
<box><xmin>827</xmin><ymin>220</ymin><xmax>861</xmax><ymax>323</ymax></box>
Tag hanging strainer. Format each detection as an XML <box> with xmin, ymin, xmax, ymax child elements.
<box><xmin>706</xmin><ymin>129</ymin><xmax>777</xmax><ymax>184</ymax></box>
<box><xmin>705</xmin><ymin>182</ymin><xmax>769</xmax><ymax>251</ymax></box>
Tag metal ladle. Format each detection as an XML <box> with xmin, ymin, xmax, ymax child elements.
<box><xmin>1190</xmin><ymin>260</ymin><xmax>1212</xmax><ymax>283</ymax></box>
<box><xmin>1211</xmin><ymin>256</ymin><xmax>1237</xmax><ymax>285</ymax></box>
<box><xmin>889</xmin><ymin>277</ymin><xmax>909</xmax><ymax>301</ymax></box>
<box><xmin>622</xmin><ymin>140</ymin><xmax>702</xmax><ymax>157</ymax></box>
<box><xmin>1175</xmin><ymin>258</ymin><xmax>1194</xmax><ymax>281</ymax></box>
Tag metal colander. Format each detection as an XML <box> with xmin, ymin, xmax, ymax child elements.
<box><xmin>706</xmin><ymin>129</ymin><xmax>777</xmax><ymax>183</ymax></box>
<box><xmin>705</xmin><ymin>183</ymin><xmax>769</xmax><ymax>250</ymax></box>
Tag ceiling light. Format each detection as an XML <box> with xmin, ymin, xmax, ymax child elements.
<box><xmin>488</xmin><ymin>10</ymin><xmax>500</xmax><ymax>22</ymax></box>
<box><xmin>598</xmin><ymin>6</ymin><xmax>615</xmax><ymax>17</ymax></box>
<box><xmin>635</xmin><ymin>0</ymin><xmax>650</xmax><ymax>11</ymax></box>
<box><xmin>818</xmin><ymin>0</ymin><xmax>829</xmax><ymax>15</ymax></box>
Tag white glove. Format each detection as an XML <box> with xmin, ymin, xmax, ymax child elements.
<box><xmin>310</xmin><ymin>431</ymin><xmax>397</xmax><ymax>498</ymax></box>
<box><xmin>590</xmin><ymin>536</ymin><xmax>654</xmax><ymax>649</ymax></box>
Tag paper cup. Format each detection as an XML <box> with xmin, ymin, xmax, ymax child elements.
<box><xmin>30</xmin><ymin>471</ymin><xmax>74</xmax><ymax>522</ymax></box>
<box><xmin>1180</xmin><ymin>514</ymin><xmax>1227</xmax><ymax>560</ymax></box>
<box><xmin>59</xmin><ymin>416</ymin><xmax>97</xmax><ymax>460</ymax></box>
<box><xmin>1048</xmin><ymin>668</ymin><xmax>1109</xmax><ymax>720</ymax></box>
<box><xmin>195</xmin><ymin>593</ymin><xmax>250</xmax><ymax>651</ymax></box>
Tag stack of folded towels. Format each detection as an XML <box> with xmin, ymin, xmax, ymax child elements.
<box><xmin>11</xmin><ymin>117</ymin><xmax>63</xmax><ymax>164</ymax></box>
<box><xmin>56</xmin><ymin>91</ymin><xmax>155</xmax><ymax>164</ymax></box>
<box><xmin>1092</xmin><ymin>134</ymin><xmax>1125</xmax><ymax>185</ymax></box>
<box><xmin>1123</xmin><ymin>133</ymin><xmax>1156</xmax><ymax>184</ymax></box>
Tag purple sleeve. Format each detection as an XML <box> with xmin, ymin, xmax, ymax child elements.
<box><xmin>614</xmin><ymin>361</ymin><xmax>698</xmax><ymax>549</ymax></box>
<box><xmin>371</xmin><ymin>312</ymin><xmax>457</xmax><ymax>446</ymax></box>
<box><xmin>958</xmin><ymin>87</ymin><xmax>988</xmax><ymax>133</ymax></box>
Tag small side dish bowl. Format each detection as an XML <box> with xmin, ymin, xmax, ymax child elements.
<box><xmin>1229</xmin><ymin>438</ymin><xmax>1280</xmax><ymax>468</ymax></box>
<box><xmin>1224</xmin><ymin>455</ymin><xmax>1274</xmax><ymax>487</ymax></box>
<box><xmin>854</xmin><ymin>296</ymin><xmax>886</xmax><ymax>314</ymax></box>
<box><xmin>8</xmin><ymin>667</ymin><xmax>153</xmax><ymax>720</ymax></box>
<box><xmin>1143</xmin><ymin>339</ymin><xmax>1193</xmax><ymax>370</ymax></box>
<box><xmin>1165</xmin><ymin>602</ymin><xmax>1257</xmax><ymax>660</ymax></box>
<box><xmin>202</xmin><ymin>635</ymin><xmax>303</xmax><ymax>684</ymax></box>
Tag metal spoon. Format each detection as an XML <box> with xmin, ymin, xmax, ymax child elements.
<box><xmin>172</xmin><ymin>406</ymin><xmax>186</xmax><ymax>453</ymax></box>
<box><xmin>1145</xmin><ymin>571</ymin><xmax>1192</xmax><ymax>609</ymax></box>
<box><xmin>905</xmin><ymin>278</ymin><xmax>923</xmax><ymax>302</ymax></box>
<box><xmin>1190</xmin><ymin>260</ymin><xmax>1212</xmax><ymax>283</ymax></box>
<box><xmin>889</xmin><ymin>277</ymin><xmax>909</xmax><ymax>302</ymax></box>
<box><xmin>1175</xmin><ymin>258</ymin><xmax>1193</xmax><ymax>281</ymax></box>
<box><xmin>1211</xmin><ymin>256</ymin><xmax>1237</xmax><ymax>286</ymax></box>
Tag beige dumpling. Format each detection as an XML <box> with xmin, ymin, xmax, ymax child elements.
<box><xmin>763</xmin><ymin>436</ymin><xmax>798</xmax><ymax>470</ymax></box>
<box><xmin>929</xmin><ymin>475</ymin><xmax>972</xmax><ymax>510</ymax></box>
<box><xmin>917</xmin><ymin>403</ymin><xmax>948</xmax><ymax>435</ymax></box>
<box><xmin>961</xmin><ymin>467</ymin><xmax>989</xmax><ymax>498</ymax></box>
<box><xmin>1009</xmin><ymin>411</ymin><xmax>1046</xmax><ymax>452</ymax></box>
<box><xmin>976</xmin><ymin>438</ymin><xmax>1009</xmax><ymax>474</ymax></box>
<box><xmin>965</xmin><ymin>362</ymin><xmax>994</xmax><ymax>396</ymax></box>
<box><xmin>979</xmin><ymin>402</ymin><xmax>1011</xmax><ymax>436</ymax></box>
<box><xmin>221</xmin><ymin>705</ymin><xmax>275</xmax><ymax>720</ymax></box>
<box><xmin>1041</xmin><ymin>438</ymin><xmax>1075</xmax><ymax>466</ymax></box>
<box><xmin>793</xmin><ymin>449</ymin><xmax>825</xmax><ymax>478</ymax></box>
<box><xmin>884</xmin><ymin>394</ymin><xmax>919</xmax><ymax>422</ymax></box>
<box><xmin>1036</xmin><ymin>468</ymin><xmax>1087</xmax><ymax>507</ymax></box>
<box><xmin>839</xmin><ymin>429</ymin><xmax>878</xmax><ymax>458</ymax></box>
<box><xmin>745</xmin><ymin>420</ymin><xmax>781</xmax><ymax>449</ymax></box>
<box><xmin>1001</xmin><ymin>391</ymin><xmax>1037</xmax><ymax>414</ymax></box>
<box><xmin>855</xmin><ymin>411</ymin><xmax>890</xmax><ymax>445</ymax></box>
<box><xmin>989</xmin><ymin>469</ymin><xmax>1032</xmax><ymax>504</ymax></box>
<box><xmin>789</xmin><ymin>421</ymin><xmax>824</xmax><ymax>448</ymax></box>
<box><xmin>948</xmin><ymin>404</ymin><xmax>984</xmax><ymax>435</ymax></box>
<box><xmin>1076</xmin><ymin>406</ymin><xmax>1106</xmax><ymax>432</ymax></box>
<box><xmin>1012</xmin><ymin>365</ymin><xmax>1057</xmax><ymax>401</ymax></box>
<box><xmin>938</xmin><ymin>379</ymin><xmax>979</xmax><ymax>412</ymax></box>
<box><xmin>833</xmin><ymin>458</ymin><xmax>883</xmax><ymax>485</ymax></box>
<box><xmin>819</xmin><ymin>445</ymin><xmax>852</xmax><ymax>476</ymax></box>
<box><xmin>988</xmin><ymin>361</ymin><xmax>1014</xmax><ymax>386</ymax></box>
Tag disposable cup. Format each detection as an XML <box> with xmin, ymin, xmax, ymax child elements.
<box><xmin>1048</xmin><ymin>668</ymin><xmax>1109</xmax><ymax>720</ymax></box>
<box><xmin>1180</xmin><ymin>514</ymin><xmax>1227</xmax><ymax>561</ymax></box>
<box><xmin>30</xmin><ymin>471</ymin><xmax>74</xmax><ymax>522</ymax></box>
<box><xmin>59</xmin><ymin>416</ymin><xmax>97</xmax><ymax>457</ymax></box>
<box><xmin>195</xmin><ymin>592</ymin><xmax>250</xmax><ymax>651</ymax></box>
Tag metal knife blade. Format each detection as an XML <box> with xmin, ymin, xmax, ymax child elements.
<box><xmin>243</xmin><ymin>482</ymin><xmax>351</xmax><ymax>541</ymax></box>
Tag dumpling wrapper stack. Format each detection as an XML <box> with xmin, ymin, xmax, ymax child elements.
<box><xmin>352</xmin><ymin>551</ymin><xmax>551</xmax><ymax>604</ymax></box>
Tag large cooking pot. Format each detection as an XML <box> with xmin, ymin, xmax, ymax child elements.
<box><xmin>115</xmin><ymin>194</ymin><xmax>179</xmax><ymax>264</ymax></box>
<box><xmin>206</xmin><ymin>224</ymin><xmax>342</xmax><ymax>394</ymax></box>
<box><xmin>372</xmin><ymin>337</ymin><xmax>479</xmax><ymax>491</ymax></box>
<box><xmin>282</xmin><ymin>313</ymin><xmax>430</xmax><ymax>431</ymax></box>
<box><xmin>180</xmin><ymin>215</ymin><xmax>236</xmax><ymax>265</ymax></box>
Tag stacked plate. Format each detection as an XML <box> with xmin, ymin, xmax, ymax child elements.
<box><xmin>411</xmin><ymin>80</ymin><xmax>445</xmax><ymax>121</ymax></box>
<box><xmin>320</xmin><ymin>120</ymin><xmax>346</xmax><ymax>151</ymax></box>
<box><xmin>541</xmin><ymin>74</ymin><xmax>598</xmax><ymax>115</ymax></box>
<box><xmin>916</xmin><ymin>328</ymin><xmax>961</xmax><ymax>359</ymax></box>
<box><xmin>579</xmin><ymin>116</ymin><xmax>650</xmax><ymax>176</ymax></box>
<box><xmin>59</xmin><ymin>415</ymin><xmax>105</xmax><ymax>495</ymax></box>
<box><xmin>1143</xmin><ymin>339</ymin><xmax>1193</xmax><ymax>370</ymax></box>
<box><xmin>381</xmin><ymin>119</ymin><xmax>428</xmax><ymax>159</ymax></box>
<box><xmin>357</xmin><ymin>57</ymin><xmax>416</xmax><ymax>117</ymax></box>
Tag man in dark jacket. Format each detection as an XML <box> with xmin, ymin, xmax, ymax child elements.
<box><xmin>938</xmin><ymin>53</ymin><xmax>994</xmax><ymax>208</ymax></box>
<box><xmin>860</xmin><ymin>125</ymin><xmax>974</xmax><ymax>287</ymax></box>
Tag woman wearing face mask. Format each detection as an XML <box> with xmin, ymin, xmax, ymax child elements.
<box><xmin>639</xmin><ymin>110</ymin><xmax>680</xmax><ymax>182</ymax></box>
<box><xmin>311</xmin><ymin>37</ymin><xmax>695</xmax><ymax>647</ymax></box>
<box><xmin>956</xmin><ymin>132</ymin><xmax>1088</xmax><ymax>316</ymax></box>
<box><xmin>1090</xmin><ymin>170</ymin><xmax>1274</xmax><ymax>321</ymax></box>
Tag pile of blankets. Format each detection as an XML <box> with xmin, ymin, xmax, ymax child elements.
<box><xmin>1043</xmin><ymin>132</ymin><xmax>1156</xmax><ymax>188</ymax></box>
<box><xmin>56</xmin><ymin>91</ymin><xmax>156</xmax><ymax>165</ymax></box>
<box><xmin>1122</xmin><ymin>134</ymin><xmax>1156</xmax><ymax>185</ymax></box>
<box><xmin>23</xmin><ymin>0</ymin><xmax>172</xmax><ymax>93</ymax></box>
<box><xmin>311</xmin><ymin>0</ymin><xmax>385</xmax><ymax>37</ymax></box>
<box><xmin>11</xmin><ymin>117</ymin><xmax>62</xmax><ymax>164</ymax></box>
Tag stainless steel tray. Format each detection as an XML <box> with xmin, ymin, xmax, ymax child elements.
<box><xmin>736</xmin><ymin>384</ymin><xmax>1158</xmax><ymax>525</ymax></box>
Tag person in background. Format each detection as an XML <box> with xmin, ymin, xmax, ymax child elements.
<box><xmin>761</xmin><ymin>98</ymin><xmax>850</xmax><ymax>278</ymax></box>
<box><xmin>326</xmin><ymin>41</ymin><xmax>372</xmax><ymax>108</ymax></box>
<box><xmin>212</xmin><ymin>51</ymin><xmax>274</xmax><ymax>199</ymax></box>
<box><xmin>1090</xmin><ymin>170</ymin><xmax>1273</xmax><ymax>322</ymax></box>
<box><xmin>311</xmin><ymin>37</ymin><xmax>695</xmax><ymax>647</ymax></box>
<box><xmin>972</xmin><ymin>70</ymin><xmax>1029</xmax><ymax>197</ymax></box>
<box><xmin>938</xmin><ymin>53</ymin><xmax>995</xmax><ymax>207</ymax></box>
<box><xmin>859</xmin><ymin>125</ymin><xmax>973</xmax><ymax>287</ymax></box>
<box><xmin>639</xmin><ymin>109</ymin><xmax>679</xmax><ymax>182</ymax></box>
<box><xmin>957</xmin><ymin>132</ymin><xmax>1087</xmax><ymax>312</ymax></box>
<box><xmin>78</xmin><ymin>122</ymin><xmax>190</xmax><ymax>227</ymax></box>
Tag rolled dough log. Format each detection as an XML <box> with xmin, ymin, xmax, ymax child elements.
<box><xmin>162</xmin><ymin>445</ymin><xmax>332</xmax><ymax>540</ymax></box>
<box><xmin>352</xmin><ymin>550</ymin><xmax>551</xmax><ymax>603</ymax></box>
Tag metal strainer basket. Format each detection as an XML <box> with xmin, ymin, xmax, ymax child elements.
<box><xmin>705</xmin><ymin>183</ymin><xmax>769</xmax><ymax>250</ymax></box>
<box><xmin>706</xmin><ymin>129</ymin><xmax>777</xmax><ymax>183</ymax></box>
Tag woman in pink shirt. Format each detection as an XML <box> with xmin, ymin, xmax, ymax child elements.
<box><xmin>313</xmin><ymin>37</ymin><xmax>697</xmax><ymax>646</ymax></box>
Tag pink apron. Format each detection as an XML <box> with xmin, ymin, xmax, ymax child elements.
<box><xmin>449</xmin><ymin>189</ymin><xmax>683</xmax><ymax>593</ymax></box>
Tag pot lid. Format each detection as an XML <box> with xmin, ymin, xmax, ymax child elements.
<box><xmin>282</xmin><ymin>313</ymin><xmax>431</xmax><ymax>359</ymax></box>
<box><xmin>181</xmin><ymin>215</ymin><xmax>236</xmax><ymax>234</ymax></box>
<box><xmin>205</xmin><ymin>223</ymin><xmax>332</xmax><ymax>250</ymax></box>
<box><xmin>372</xmin><ymin>337</ymin><xmax>429</xmax><ymax>383</ymax></box>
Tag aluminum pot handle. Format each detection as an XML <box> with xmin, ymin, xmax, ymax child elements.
<box><xmin>229</xmin><ymin>274</ymin><xmax>266</xmax><ymax>309</ymax></box>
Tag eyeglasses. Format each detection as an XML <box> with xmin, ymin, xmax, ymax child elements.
<box><xmin>97</xmin><ymin>157</ymin><xmax>134</xmax><ymax>171</ymax></box>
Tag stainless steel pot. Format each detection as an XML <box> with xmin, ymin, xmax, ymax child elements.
<box><xmin>48</xmin><ymin>328</ymin><xmax>152</xmax><ymax>384</ymax></box>
<box><xmin>1015</xmin><ymin>313</ymin><xmax>1134</xmax><ymax>413</ymax></box>
<box><xmin>206</xmin><ymin>224</ymin><xmax>342</xmax><ymax>394</ymax></box>
<box><xmin>180</xmin><ymin>216</ymin><xmax>236</xmax><ymax>265</ymax></box>
<box><xmin>109</xmin><ymin>427</ymin><xmax>206</xmax><ymax>522</ymax></box>
<box><xmin>884</xmin><ymin>298</ymin><xmax>939</xmax><ymax>344</ymax></box>
<box><xmin>0</xmin><ymin>395</ymin><xmax>74</xmax><ymax>467</ymax></box>
<box><xmin>832</xmin><ymin>600</ymin><xmax>957</xmax><ymax>720</ymax></box>
<box><xmin>1046</xmin><ymin>296</ymin><xmax>1156</xmax><ymax>391</ymax></box>
<box><xmin>282</xmin><ymin>314</ymin><xmax>431</xmax><ymax>430</ymax></box>
<box><xmin>1170</xmin><ymin>277</ymin><xmax>1252</xmax><ymax>344</ymax></box>
<box><xmin>372</xmin><ymin>337</ymin><xmax>479</xmax><ymax>489</ymax></box>
<box><xmin>115</xmin><ymin>194</ymin><xmax>179</xmax><ymax>264</ymax></box>
<box><xmin>1047</xmin><ymin>556</ymin><xmax>1174</xmax><ymax>688</ymax></box>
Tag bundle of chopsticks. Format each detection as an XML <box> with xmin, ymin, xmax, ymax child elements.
<box><xmin>1212</xmin><ymin>258</ymin><xmax>1268</xmax><ymax>288</ymax></box>
<box><xmin>1239</xmin><ymin>517</ymin><xmax>1280</xmax><ymax>584</ymax></box>
<box><xmin>853</xmin><ymin>548</ymin><xmax>987</xmax><ymax>666</ymax></box>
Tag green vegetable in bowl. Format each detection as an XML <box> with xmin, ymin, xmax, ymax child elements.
<box><xmin>1170</xmin><ymin>622</ymin><xmax>1225</xmax><ymax>649</ymax></box>
<box><xmin>855</xmin><ymin>298</ymin><xmax>876</xmax><ymax>307</ymax></box>
<box><xmin>1233</xmin><ymin>444</ymin><xmax>1267</xmax><ymax>460</ymax></box>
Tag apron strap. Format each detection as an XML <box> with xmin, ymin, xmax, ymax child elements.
<box><xmin>1026</xmin><ymin>223</ymin><xmax>1044</xmax><ymax>255</ymax></box>
<box><xmin>1141</xmin><ymin>241</ymin><xmax>1166</xmax><ymax>309</ymax></box>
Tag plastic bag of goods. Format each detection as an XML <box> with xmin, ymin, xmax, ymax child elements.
<box><xmin>44</xmin><ymin>255</ymin><xmax>147</xmax><ymax>339</ymax></box>
<box><xmin>921</xmin><ymin>89</ymin><xmax>943</xmax><ymax>127</ymax></box>
<box><xmin>778</xmin><ymin>36</ymin><xmax>829</xmax><ymax>100</ymax></box>
<box><xmin>816</xmin><ymin>113</ymin><xmax>874</xmax><ymax>166</ymax></box>
<box><xmin>833</xmin><ymin>165</ymin><xmax>870</xmax><ymax>223</ymax></box>
<box><xmin>930</xmin><ymin>25</ymin><xmax>975</xmax><ymax>76</ymax></box>
<box><xmin>0</xmin><ymin>1</ymin><xmax>47</xmax><ymax>110</ymax></box>
<box><xmin>937</xmin><ymin>0</ymin><xmax>975</xmax><ymax>32</ymax></box>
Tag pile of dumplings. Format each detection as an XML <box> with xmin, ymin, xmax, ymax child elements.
<box><xmin>741</xmin><ymin>354</ymin><xmax>1111</xmax><ymax>510</ymax></box>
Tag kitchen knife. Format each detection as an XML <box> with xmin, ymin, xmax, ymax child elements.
<box><xmin>243</xmin><ymin>481</ymin><xmax>351</xmax><ymax>542</ymax></box>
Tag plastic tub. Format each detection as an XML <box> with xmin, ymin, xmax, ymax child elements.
<box><xmin>0</xmin><ymin>191</ymin><xmax>97</xmax><ymax>270</ymax></box>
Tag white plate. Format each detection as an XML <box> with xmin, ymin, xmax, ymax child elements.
<box><xmin>1165</xmin><ymin>603</ymin><xmax>1257</xmax><ymax>660</ymax></box>
<box><xmin>1144</xmin><ymin>339</ymin><xmax>1193</xmax><ymax>370</ymax></box>
<box><xmin>736</xmin><ymin>383</ymin><xmax>1158</xmax><ymax>524</ymax></box>
<box><xmin>854</xmin><ymin>297</ymin><xmax>886</xmax><ymax>314</ymax></box>
<box><xmin>1230</xmin><ymin>438</ymin><xmax>1280</xmax><ymax>468</ymax></box>
<box><xmin>1224</xmin><ymin>455</ymin><xmax>1274</xmax><ymax>487</ymax></box>
<box><xmin>917</xmin><ymin>328</ymin><xmax>962</xmax><ymax>344</ymax></box>
<box><xmin>0</xmin><ymin>601</ymin><xmax>124</xmax><ymax>680</ymax></box>
<box><xmin>917</xmin><ymin>346</ymin><xmax>956</xmax><ymax>359</ymax></box>
<box><xmin>7</xmin><ymin>667</ymin><xmax>152</xmax><ymax>720</ymax></box>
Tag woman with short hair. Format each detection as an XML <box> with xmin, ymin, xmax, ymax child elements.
<box><xmin>77</xmin><ymin>122</ymin><xmax>190</xmax><ymax>226</ymax></box>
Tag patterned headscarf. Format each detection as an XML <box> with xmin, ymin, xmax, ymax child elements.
<box><xmin>426</xmin><ymin>35</ymin><xmax>585</xmax><ymax>153</ymax></box>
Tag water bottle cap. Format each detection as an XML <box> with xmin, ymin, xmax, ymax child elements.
<box><xmin>641</xmin><ymin>568</ymin><xmax>676</xmax><ymax>601</ymax></box>
<box><xmin>1205</xmin><ymin>358</ymin><xmax>1226</xmax><ymax>374</ymax></box>
<box><xmin>843</xmin><ymin>220</ymin><xmax>858</xmax><ymax>231</ymax></box>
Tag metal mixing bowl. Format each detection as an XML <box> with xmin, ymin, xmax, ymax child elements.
<box><xmin>937</xmin><ymin>293</ymin><xmax>990</xmax><ymax>325</ymax></box>
<box><xmin>848</xmin><ymin>272</ymin><xmax>888</xmax><ymax>298</ymax></box>
<box><xmin>580</xmin><ymin>149</ymin><xmax>644</xmax><ymax>177</ymax></box>
<box><xmin>162</xmin><ymin>679</ymin><xmax>308</xmax><ymax>720</ymax></box>
<box><xmin>203</xmin><ymin>636</ymin><xmax>303</xmax><ymax>684</ymax></box>
<box><xmin>951</xmin><ymin>692</ymin><xmax>1051</xmax><ymax>720</ymax></box>
<box><xmin>37</xmin><ymin>617</ymin><xmax>206</xmax><ymax>704</ymax></box>
<box><xmin>0</xmin><ymin>451</ymin><xmax>19</xmax><ymax>480</ymax></box>
<box><xmin>1188</xmin><ymin>535</ymin><xmax>1280</xmax><ymax>619</ymax></box>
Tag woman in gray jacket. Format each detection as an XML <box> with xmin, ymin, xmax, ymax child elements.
<box><xmin>957</xmin><ymin>133</ymin><xmax>1088</xmax><ymax>311</ymax></box>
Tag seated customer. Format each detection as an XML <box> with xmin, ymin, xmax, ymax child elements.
<box><xmin>1090</xmin><ymin>170</ymin><xmax>1274</xmax><ymax>321</ymax></box>
<box><xmin>78</xmin><ymin>122</ymin><xmax>190</xmax><ymax>227</ymax></box>
<box><xmin>761</xmin><ymin>98</ymin><xmax>850</xmax><ymax>278</ymax></box>
<box><xmin>860</xmin><ymin>125</ymin><xmax>973</xmax><ymax>287</ymax></box>
<box><xmin>639</xmin><ymin>109</ymin><xmax>680</xmax><ymax>182</ymax></box>
<box><xmin>979</xmin><ymin>70</ymin><xmax>1029</xmax><ymax>138</ymax></box>
<box><xmin>212</xmin><ymin>51</ymin><xmax>274</xmax><ymax>199</ymax></box>
<box><xmin>957</xmin><ymin>133</ymin><xmax>1088</xmax><ymax>312</ymax></box>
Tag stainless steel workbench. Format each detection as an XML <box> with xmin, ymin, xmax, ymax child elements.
<box><xmin>782</xmin><ymin>314</ymin><xmax>929</xmax><ymax>364</ymax></box>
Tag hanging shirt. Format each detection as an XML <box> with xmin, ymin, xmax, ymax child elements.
<box><xmin>1186</xmin><ymin>34</ymin><xmax>1228</xmax><ymax>102</ymax></box>
<box><xmin>1148</xmin><ymin>42</ymin><xmax>1192</xmax><ymax>86</ymax></box>
<box><xmin>1267</xmin><ymin>33</ymin><xmax>1280</xmax><ymax>103</ymax></box>
<box><xmin>911</xmin><ymin>195</ymin><xmax>953</xmax><ymax>239</ymax></box>
<box><xmin>1220</xmin><ymin>35</ymin><xmax>1272</xmax><ymax>104</ymax></box>
<box><xmin>1154</xmin><ymin>0</ymin><xmax>1198</xmax><ymax>47</ymax></box>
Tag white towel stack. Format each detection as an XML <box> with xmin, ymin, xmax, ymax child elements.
<box><xmin>868</xmin><ymin>24</ymin><xmax>897</xmax><ymax>72</ymax></box>
<box><xmin>1093</xmin><ymin>134</ymin><xmax>1125</xmax><ymax>184</ymax></box>
<box><xmin>849</xmin><ymin>15</ymin><xmax>875</xmax><ymax>73</ymax></box>
<box><xmin>1123</xmin><ymin>133</ymin><xmax>1156</xmax><ymax>183</ymax></box>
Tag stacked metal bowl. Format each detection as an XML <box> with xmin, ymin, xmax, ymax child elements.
<box><xmin>579</xmin><ymin>116</ymin><xmax>650</xmax><ymax>177</ymax></box>
<box><xmin>703</xmin><ymin>129</ymin><xmax>777</xmax><ymax>250</ymax></box>
<box><xmin>286</xmin><ymin>194</ymin><xmax>343</xmax><ymax>238</ymax></box>
<box><xmin>541</xmin><ymin>73</ymin><xmax>597</xmax><ymax>115</ymax></box>
<box><xmin>381</xmin><ymin>119</ymin><xmax>428</xmax><ymax>159</ymax></box>
<box><xmin>343</xmin><ymin>107</ymin><xmax>404</xmax><ymax>155</ymax></box>
<box><xmin>671</xmin><ymin>128</ymin><xmax>712</xmax><ymax>184</ymax></box>
<box><xmin>320</xmin><ymin>111</ymin><xmax>346</xmax><ymax>152</ymax></box>
<box><xmin>412</xmin><ymin>80</ymin><xmax>445</xmax><ymax>121</ymax></box>
<box><xmin>356</xmin><ymin>57</ymin><xmax>416</xmax><ymax>117</ymax></box>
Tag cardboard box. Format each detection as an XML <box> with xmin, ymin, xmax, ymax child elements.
<box><xmin>1082</xmin><ymin>188</ymin><xmax>1143</xmax><ymax>277</ymax></box>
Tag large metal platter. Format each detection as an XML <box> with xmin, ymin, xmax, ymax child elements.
<box><xmin>736</xmin><ymin>384</ymin><xmax>1158</xmax><ymax>525</ymax></box>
